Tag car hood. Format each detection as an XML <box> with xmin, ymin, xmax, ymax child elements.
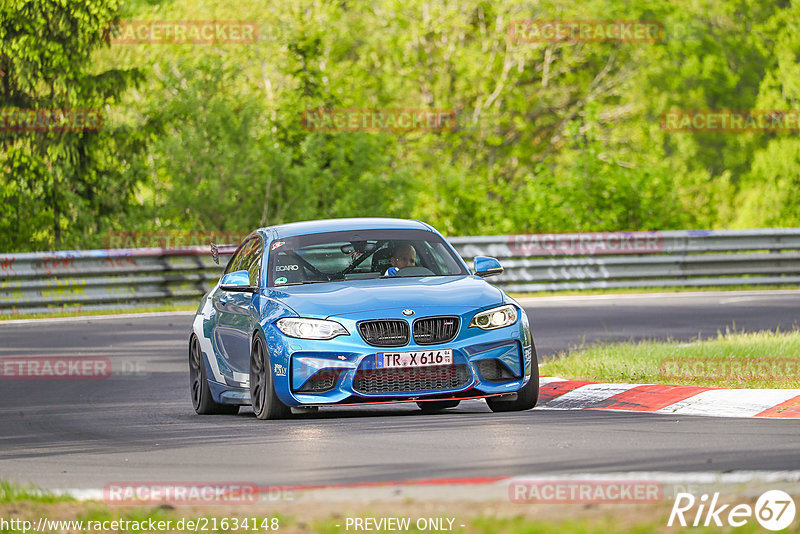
<box><xmin>265</xmin><ymin>275</ymin><xmax>505</xmax><ymax>319</ymax></box>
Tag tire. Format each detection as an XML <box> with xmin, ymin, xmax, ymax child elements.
<box><xmin>189</xmin><ymin>336</ymin><xmax>239</xmax><ymax>415</ymax></box>
<box><xmin>417</xmin><ymin>400</ymin><xmax>461</xmax><ymax>412</ymax></box>
<box><xmin>250</xmin><ymin>332</ymin><xmax>291</xmax><ymax>420</ymax></box>
<box><xmin>486</xmin><ymin>345</ymin><xmax>539</xmax><ymax>413</ymax></box>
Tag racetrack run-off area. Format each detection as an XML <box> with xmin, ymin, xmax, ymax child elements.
<box><xmin>0</xmin><ymin>290</ymin><xmax>799</xmax><ymax>490</ymax></box>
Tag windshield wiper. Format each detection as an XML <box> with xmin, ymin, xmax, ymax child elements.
<box><xmin>274</xmin><ymin>280</ymin><xmax>333</xmax><ymax>287</ymax></box>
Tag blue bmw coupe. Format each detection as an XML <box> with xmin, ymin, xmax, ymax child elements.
<box><xmin>189</xmin><ymin>218</ymin><xmax>538</xmax><ymax>419</ymax></box>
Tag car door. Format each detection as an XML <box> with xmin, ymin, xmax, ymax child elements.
<box><xmin>212</xmin><ymin>236</ymin><xmax>263</xmax><ymax>382</ymax></box>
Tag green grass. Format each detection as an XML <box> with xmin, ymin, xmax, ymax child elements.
<box><xmin>2</xmin><ymin>479</ymin><xmax>798</xmax><ymax>534</ymax></box>
<box><xmin>0</xmin><ymin>304</ymin><xmax>196</xmax><ymax>321</ymax></box>
<box><xmin>540</xmin><ymin>329</ymin><xmax>800</xmax><ymax>388</ymax></box>
<box><xmin>0</xmin><ymin>481</ymin><xmax>74</xmax><ymax>504</ymax></box>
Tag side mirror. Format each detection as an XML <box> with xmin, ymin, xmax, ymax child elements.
<box><xmin>220</xmin><ymin>270</ymin><xmax>257</xmax><ymax>293</ymax></box>
<box><xmin>474</xmin><ymin>256</ymin><xmax>503</xmax><ymax>278</ymax></box>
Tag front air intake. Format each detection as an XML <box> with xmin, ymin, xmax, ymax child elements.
<box><xmin>296</xmin><ymin>369</ymin><xmax>342</xmax><ymax>393</ymax></box>
<box><xmin>353</xmin><ymin>364</ymin><xmax>470</xmax><ymax>394</ymax></box>
<box><xmin>477</xmin><ymin>359</ymin><xmax>517</xmax><ymax>382</ymax></box>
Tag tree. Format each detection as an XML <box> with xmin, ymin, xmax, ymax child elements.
<box><xmin>0</xmin><ymin>0</ymin><xmax>143</xmax><ymax>251</ymax></box>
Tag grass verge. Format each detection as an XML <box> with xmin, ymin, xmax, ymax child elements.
<box><xmin>0</xmin><ymin>304</ymin><xmax>196</xmax><ymax>321</ymax></box>
<box><xmin>0</xmin><ymin>481</ymin><xmax>74</xmax><ymax>504</ymax></box>
<box><xmin>1</xmin><ymin>484</ymin><xmax>791</xmax><ymax>534</ymax></box>
<box><xmin>540</xmin><ymin>329</ymin><xmax>800</xmax><ymax>388</ymax></box>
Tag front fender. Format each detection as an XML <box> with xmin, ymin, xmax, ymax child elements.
<box><xmin>257</xmin><ymin>295</ymin><xmax>298</xmax><ymax>406</ymax></box>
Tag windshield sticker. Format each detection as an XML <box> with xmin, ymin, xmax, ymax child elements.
<box><xmin>275</xmin><ymin>277</ymin><xmax>288</xmax><ymax>285</ymax></box>
<box><xmin>271</xmin><ymin>241</ymin><xmax>285</xmax><ymax>250</ymax></box>
<box><xmin>276</xmin><ymin>264</ymin><xmax>299</xmax><ymax>271</ymax></box>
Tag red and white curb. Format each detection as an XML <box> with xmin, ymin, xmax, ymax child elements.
<box><xmin>538</xmin><ymin>377</ymin><xmax>800</xmax><ymax>418</ymax></box>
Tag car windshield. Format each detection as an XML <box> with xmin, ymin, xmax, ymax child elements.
<box><xmin>267</xmin><ymin>229</ymin><xmax>467</xmax><ymax>286</ymax></box>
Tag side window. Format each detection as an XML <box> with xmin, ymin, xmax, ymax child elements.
<box><xmin>224</xmin><ymin>241</ymin><xmax>248</xmax><ymax>275</ymax></box>
<box><xmin>223</xmin><ymin>236</ymin><xmax>263</xmax><ymax>287</ymax></box>
<box><xmin>244</xmin><ymin>238</ymin><xmax>263</xmax><ymax>286</ymax></box>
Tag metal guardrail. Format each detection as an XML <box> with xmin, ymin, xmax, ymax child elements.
<box><xmin>0</xmin><ymin>248</ymin><xmax>232</xmax><ymax>315</ymax></box>
<box><xmin>2</xmin><ymin>228</ymin><xmax>800</xmax><ymax>315</ymax></box>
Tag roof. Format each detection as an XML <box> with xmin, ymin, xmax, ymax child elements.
<box><xmin>259</xmin><ymin>218</ymin><xmax>434</xmax><ymax>239</ymax></box>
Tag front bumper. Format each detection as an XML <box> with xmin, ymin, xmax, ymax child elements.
<box><xmin>264</xmin><ymin>309</ymin><xmax>534</xmax><ymax>407</ymax></box>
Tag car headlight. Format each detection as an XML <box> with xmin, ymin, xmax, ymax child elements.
<box><xmin>276</xmin><ymin>318</ymin><xmax>349</xmax><ymax>340</ymax></box>
<box><xmin>469</xmin><ymin>304</ymin><xmax>518</xmax><ymax>330</ymax></box>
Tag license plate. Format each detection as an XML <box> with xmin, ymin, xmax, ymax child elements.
<box><xmin>377</xmin><ymin>349</ymin><xmax>453</xmax><ymax>368</ymax></box>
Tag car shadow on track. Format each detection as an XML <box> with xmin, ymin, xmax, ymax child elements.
<box><xmin>232</xmin><ymin>399</ymin><xmax>498</xmax><ymax>420</ymax></box>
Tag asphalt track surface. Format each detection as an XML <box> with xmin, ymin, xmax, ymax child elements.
<box><xmin>1</xmin><ymin>290</ymin><xmax>799</xmax><ymax>490</ymax></box>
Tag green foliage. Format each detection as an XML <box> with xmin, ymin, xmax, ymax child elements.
<box><xmin>0</xmin><ymin>0</ymin><xmax>143</xmax><ymax>251</ymax></box>
<box><xmin>540</xmin><ymin>328</ymin><xmax>800</xmax><ymax>389</ymax></box>
<box><xmin>2</xmin><ymin>0</ymin><xmax>800</xmax><ymax>251</ymax></box>
<box><xmin>733</xmin><ymin>138</ymin><xmax>800</xmax><ymax>228</ymax></box>
<box><xmin>730</xmin><ymin>2</ymin><xmax>800</xmax><ymax>228</ymax></box>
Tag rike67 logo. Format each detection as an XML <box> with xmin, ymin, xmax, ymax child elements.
<box><xmin>669</xmin><ymin>490</ymin><xmax>796</xmax><ymax>531</ymax></box>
